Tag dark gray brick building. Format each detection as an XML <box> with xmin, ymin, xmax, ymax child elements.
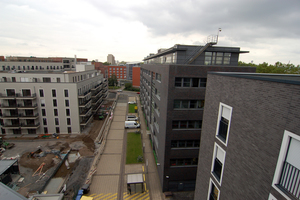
<box><xmin>140</xmin><ymin>44</ymin><xmax>256</xmax><ymax>192</ymax></box>
<box><xmin>194</xmin><ymin>72</ymin><xmax>300</xmax><ymax>200</ymax></box>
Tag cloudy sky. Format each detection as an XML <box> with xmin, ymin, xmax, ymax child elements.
<box><xmin>0</xmin><ymin>0</ymin><xmax>299</xmax><ymax>65</ymax></box>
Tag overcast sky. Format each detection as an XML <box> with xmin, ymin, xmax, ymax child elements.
<box><xmin>0</xmin><ymin>0</ymin><xmax>299</xmax><ymax>65</ymax></box>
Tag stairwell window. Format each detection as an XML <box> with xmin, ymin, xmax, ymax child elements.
<box><xmin>216</xmin><ymin>103</ymin><xmax>232</xmax><ymax>146</ymax></box>
<box><xmin>175</xmin><ymin>77</ymin><xmax>207</xmax><ymax>87</ymax></box>
<box><xmin>208</xmin><ymin>179</ymin><xmax>220</xmax><ymax>200</ymax></box>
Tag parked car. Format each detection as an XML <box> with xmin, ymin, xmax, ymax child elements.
<box><xmin>125</xmin><ymin>121</ymin><xmax>140</xmax><ymax>129</ymax></box>
<box><xmin>117</xmin><ymin>89</ymin><xmax>122</xmax><ymax>92</ymax></box>
<box><xmin>137</xmin><ymin>92</ymin><xmax>140</xmax><ymax>94</ymax></box>
<box><xmin>128</xmin><ymin>101</ymin><xmax>136</xmax><ymax>104</ymax></box>
<box><xmin>126</xmin><ymin>115</ymin><xmax>138</xmax><ymax>121</ymax></box>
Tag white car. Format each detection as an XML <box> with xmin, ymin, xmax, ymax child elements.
<box><xmin>117</xmin><ymin>89</ymin><xmax>122</xmax><ymax>92</ymax></box>
<box><xmin>128</xmin><ymin>101</ymin><xmax>136</xmax><ymax>104</ymax></box>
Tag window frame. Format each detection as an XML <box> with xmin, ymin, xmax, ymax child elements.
<box><xmin>271</xmin><ymin>130</ymin><xmax>300</xmax><ymax>200</ymax></box>
<box><xmin>211</xmin><ymin>143</ymin><xmax>226</xmax><ymax>185</ymax></box>
<box><xmin>207</xmin><ymin>179</ymin><xmax>220</xmax><ymax>200</ymax></box>
<box><xmin>215</xmin><ymin>102</ymin><xmax>232</xmax><ymax>146</ymax></box>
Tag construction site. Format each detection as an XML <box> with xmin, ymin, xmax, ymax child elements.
<box><xmin>0</xmin><ymin>99</ymin><xmax>115</xmax><ymax>200</ymax></box>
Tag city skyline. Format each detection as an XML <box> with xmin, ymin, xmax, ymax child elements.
<box><xmin>1</xmin><ymin>0</ymin><xmax>300</xmax><ymax>65</ymax></box>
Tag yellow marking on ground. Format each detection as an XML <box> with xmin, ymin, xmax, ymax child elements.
<box><xmin>91</xmin><ymin>193</ymin><xmax>105</xmax><ymax>199</ymax></box>
<box><xmin>123</xmin><ymin>191</ymin><xmax>150</xmax><ymax>200</ymax></box>
<box><xmin>104</xmin><ymin>193</ymin><xmax>118</xmax><ymax>200</ymax></box>
<box><xmin>143</xmin><ymin>174</ymin><xmax>145</xmax><ymax>181</ymax></box>
<box><xmin>89</xmin><ymin>193</ymin><xmax>98</xmax><ymax>197</ymax></box>
<box><xmin>131</xmin><ymin>192</ymin><xmax>147</xmax><ymax>200</ymax></box>
<box><xmin>144</xmin><ymin>182</ymin><xmax>147</xmax><ymax>191</ymax></box>
<box><xmin>142</xmin><ymin>166</ymin><xmax>144</xmax><ymax>172</ymax></box>
<box><xmin>93</xmin><ymin>193</ymin><xmax>112</xmax><ymax>199</ymax></box>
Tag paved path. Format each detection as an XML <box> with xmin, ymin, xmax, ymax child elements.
<box><xmin>86</xmin><ymin>94</ymin><xmax>163</xmax><ymax>200</ymax></box>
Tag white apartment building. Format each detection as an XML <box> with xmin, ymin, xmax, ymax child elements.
<box><xmin>0</xmin><ymin>64</ymin><xmax>108</xmax><ymax>135</ymax></box>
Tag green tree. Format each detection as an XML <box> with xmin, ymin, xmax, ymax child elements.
<box><xmin>119</xmin><ymin>61</ymin><xmax>127</xmax><ymax>65</ymax></box>
<box><xmin>238</xmin><ymin>61</ymin><xmax>300</xmax><ymax>74</ymax></box>
<box><xmin>108</xmin><ymin>73</ymin><xmax>118</xmax><ymax>86</ymax></box>
<box><xmin>125</xmin><ymin>83</ymin><xmax>132</xmax><ymax>90</ymax></box>
<box><xmin>103</xmin><ymin>62</ymin><xmax>111</xmax><ymax>65</ymax></box>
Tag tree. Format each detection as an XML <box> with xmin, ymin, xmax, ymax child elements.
<box><xmin>238</xmin><ymin>61</ymin><xmax>300</xmax><ymax>74</ymax></box>
<box><xmin>103</xmin><ymin>62</ymin><xmax>111</xmax><ymax>65</ymax></box>
<box><xmin>108</xmin><ymin>73</ymin><xmax>118</xmax><ymax>86</ymax></box>
<box><xmin>119</xmin><ymin>61</ymin><xmax>127</xmax><ymax>65</ymax></box>
<box><xmin>125</xmin><ymin>83</ymin><xmax>132</xmax><ymax>90</ymax></box>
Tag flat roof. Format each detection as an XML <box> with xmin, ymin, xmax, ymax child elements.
<box><xmin>0</xmin><ymin>182</ymin><xmax>28</xmax><ymax>200</ymax></box>
<box><xmin>208</xmin><ymin>72</ymin><xmax>300</xmax><ymax>85</ymax></box>
<box><xmin>0</xmin><ymin>159</ymin><xmax>18</xmax><ymax>175</ymax></box>
<box><xmin>127</xmin><ymin>174</ymin><xmax>143</xmax><ymax>184</ymax></box>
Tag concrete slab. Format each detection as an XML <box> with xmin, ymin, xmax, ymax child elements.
<box><xmin>116</xmin><ymin>103</ymin><xmax>127</xmax><ymax>107</ymax></box>
<box><xmin>114</xmin><ymin>111</ymin><xmax>127</xmax><ymax>116</ymax></box>
<box><xmin>103</xmin><ymin>140</ymin><xmax>123</xmax><ymax>154</ymax></box>
<box><xmin>115</xmin><ymin>106</ymin><xmax>127</xmax><ymax>111</ymax></box>
<box><xmin>43</xmin><ymin>177</ymin><xmax>64</xmax><ymax>194</ymax></box>
<box><xmin>125</xmin><ymin>164</ymin><xmax>144</xmax><ymax>174</ymax></box>
<box><xmin>89</xmin><ymin>175</ymin><xmax>119</xmax><ymax>194</ymax></box>
<box><xmin>110</xmin><ymin>122</ymin><xmax>126</xmax><ymax>130</ymax></box>
<box><xmin>113</xmin><ymin>116</ymin><xmax>126</xmax><ymax>121</ymax></box>
<box><xmin>95</xmin><ymin>155</ymin><xmax>121</xmax><ymax>175</ymax></box>
<box><xmin>107</xmin><ymin>130</ymin><xmax>124</xmax><ymax>140</ymax></box>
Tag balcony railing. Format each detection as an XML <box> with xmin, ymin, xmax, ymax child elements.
<box><xmin>79</xmin><ymin>107</ymin><xmax>92</xmax><ymax>116</ymax></box>
<box><xmin>0</xmin><ymin>103</ymin><xmax>38</xmax><ymax>109</ymax></box>
<box><xmin>277</xmin><ymin>161</ymin><xmax>300</xmax><ymax>199</ymax></box>
<box><xmin>78</xmin><ymin>99</ymin><xmax>92</xmax><ymax>107</ymax></box>
<box><xmin>0</xmin><ymin>113</ymin><xmax>39</xmax><ymax>118</ymax></box>
<box><xmin>80</xmin><ymin>114</ymin><xmax>93</xmax><ymax>126</ymax></box>
<box><xmin>91</xmin><ymin>83</ymin><xmax>102</xmax><ymax>90</ymax></box>
<box><xmin>0</xmin><ymin>93</ymin><xmax>37</xmax><ymax>99</ymax></box>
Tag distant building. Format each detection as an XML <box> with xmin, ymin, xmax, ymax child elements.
<box><xmin>0</xmin><ymin>63</ymin><xmax>108</xmax><ymax>135</ymax></box>
<box><xmin>194</xmin><ymin>72</ymin><xmax>300</xmax><ymax>200</ymax></box>
<box><xmin>125</xmin><ymin>62</ymin><xmax>141</xmax><ymax>80</ymax></box>
<box><xmin>140</xmin><ymin>42</ymin><xmax>255</xmax><ymax>192</ymax></box>
<box><xmin>107</xmin><ymin>54</ymin><xmax>116</xmax><ymax>65</ymax></box>
<box><xmin>0</xmin><ymin>56</ymin><xmax>4</xmax><ymax>61</ymax></box>
<box><xmin>93</xmin><ymin>61</ymin><xmax>108</xmax><ymax>78</ymax></box>
<box><xmin>0</xmin><ymin>56</ymin><xmax>87</xmax><ymax>71</ymax></box>
<box><xmin>107</xmin><ymin>66</ymin><xmax>127</xmax><ymax>80</ymax></box>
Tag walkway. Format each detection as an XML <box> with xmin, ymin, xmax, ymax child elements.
<box><xmin>85</xmin><ymin>94</ymin><xmax>164</xmax><ymax>200</ymax></box>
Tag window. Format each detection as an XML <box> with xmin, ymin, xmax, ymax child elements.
<box><xmin>57</xmin><ymin>78</ymin><xmax>61</xmax><ymax>83</ymax></box>
<box><xmin>208</xmin><ymin>179</ymin><xmax>220</xmax><ymax>200</ymax></box>
<box><xmin>55</xmin><ymin>118</ymin><xmax>59</xmax><ymax>125</ymax></box>
<box><xmin>216</xmin><ymin>103</ymin><xmax>232</xmax><ymax>145</ymax></box>
<box><xmin>64</xmin><ymin>89</ymin><xmax>68</xmax><ymax>97</ymax></box>
<box><xmin>54</xmin><ymin>109</ymin><xmax>58</xmax><ymax>116</ymax></box>
<box><xmin>39</xmin><ymin>89</ymin><xmax>44</xmax><ymax>97</ymax></box>
<box><xmin>174</xmin><ymin>100</ymin><xmax>205</xmax><ymax>109</ymax></box>
<box><xmin>12</xmin><ymin>77</ymin><xmax>16</xmax><ymax>82</ymax></box>
<box><xmin>211</xmin><ymin>144</ymin><xmax>225</xmax><ymax>183</ymax></box>
<box><xmin>171</xmin><ymin>140</ymin><xmax>200</xmax><ymax>148</ymax></box>
<box><xmin>65</xmin><ymin>100</ymin><xmax>69</xmax><ymax>107</ymax></box>
<box><xmin>172</xmin><ymin>120</ymin><xmax>202</xmax><ymax>129</ymax></box>
<box><xmin>156</xmin><ymin>73</ymin><xmax>161</xmax><ymax>82</ymax></box>
<box><xmin>66</xmin><ymin>109</ymin><xmax>70</xmax><ymax>116</ymax></box>
<box><xmin>42</xmin><ymin>109</ymin><xmax>46</xmax><ymax>116</ymax></box>
<box><xmin>44</xmin><ymin>127</ymin><xmax>48</xmax><ymax>134</ymax></box>
<box><xmin>43</xmin><ymin>77</ymin><xmax>51</xmax><ymax>82</ymax></box>
<box><xmin>53</xmin><ymin>99</ymin><xmax>57</xmax><ymax>107</ymax></box>
<box><xmin>56</xmin><ymin>127</ymin><xmax>60</xmax><ymax>133</ymax></box>
<box><xmin>170</xmin><ymin>158</ymin><xmax>198</xmax><ymax>166</ymax></box>
<box><xmin>68</xmin><ymin>127</ymin><xmax>72</xmax><ymax>133</ymax></box>
<box><xmin>175</xmin><ymin>77</ymin><xmax>207</xmax><ymax>87</ymax></box>
<box><xmin>52</xmin><ymin>89</ymin><xmax>56</xmax><ymax>97</ymax></box>
<box><xmin>272</xmin><ymin>130</ymin><xmax>300</xmax><ymax>200</ymax></box>
<box><xmin>43</xmin><ymin>118</ymin><xmax>47</xmax><ymax>125</ymax></box>
<box><xmin>41</xmin><ymin>99</ymin><xmax>45</xmax><ymax>107</ymax></box>
<box><xmin>67</xmin><ymin>118</ymin><xmax>71</xmax><ymax>125</ymax></box>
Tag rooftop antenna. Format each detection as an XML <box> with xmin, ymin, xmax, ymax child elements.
<box><xmin>217</xmin><ymin>28</ymin><xmax>222</xmax><ymax>44</ymax></box>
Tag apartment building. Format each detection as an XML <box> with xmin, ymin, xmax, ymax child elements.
<box><xmin>107</xmin><ymin>66</ymin><xmax>127</xmax><ymax>80</ymax></box>
<box><xmin>107</xmin><ymin>54</ymin><xmax>116</xmax><ymax>65</ymax></box>
<box><xmin>194</xmin><ymin>72</ymin><xmax>300</xmax><ymax>200</ymax></box>
<box><xmin>0</xmin><ymin>64</ymin><xmax>108</xmax><ymax>135</ymax></box>
<box><xmin>1</xmin><ymin>56</ymin><xmax>87</xmax><ymax>71</ymax></box>
<box><xmin>140</xmin><ymin>43</ymin><xmax>256</xmax><ymax>192</ymax></box>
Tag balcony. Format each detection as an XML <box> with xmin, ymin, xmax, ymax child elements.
<box><xmin>92</xmin><ymin>100</ymin><xmax>103</xmax><ymax>113</ymax></box>
<box><xmin>92</xmin><ymin>89</ymin><xmax>102</xmax><ymax>98</ymax></box>
<box><xmin>0</xmin><ymin>113</ymin><xmax>39</xmax><ymax>119</ymax></box>
<box><xmin>0</xmin><ymin>104</ymin><xmax>38</xmax><ymax>109</ymax></box>
<box><xmin>1</xmin><ymin>123</ymin><xmax>20</xmax><ymax>129</ymax></box>
<box><xmin>276</xmin><ymin>161</ymin><xmax>300</xmax><ymax>199</ymax></box>
<box><xmin>0</xmin><ymin>93</ymin><xmax>37</xmax><ymax>100</ymax></box>
<box><xmin>21</xmin><ymin>122</ymin><xmax>40</xmax><ymax>129</ymax></box>
<box><xmin>78</xmin><ymin>90</ymin><xmax>91</xmax><ymax>99</ymax></box>
<box><xmin>92</xmin><ymin>95</ymin><xmax>103</xmax><ymax>105</ymax></box>
<box><xmin>78</xmin><ymin>99</ymin><xmax>92</xmax><ymax>108</ymax></box>
<box><xmin>80</xmin><ymin>114</ymin><xmax>93</xmax><ymax>126</ymax></box>
<box><xmin>79</xmin><ymin>107</ymin><xmax>92</xmax><ymax>116</ymax></box>
<box><xmin>91</xmin><ymin>83</ymin><xmax>102</xmax><ymax>91</ymax></box>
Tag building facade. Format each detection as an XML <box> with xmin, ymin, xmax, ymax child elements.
<box><xmin>0</xmin><ymin>64</ymin><xmax>108</xmax><ymax>135</ymax></box>
<box><xmin>107</xmin><ymin>66</ymin><xmax>127</xmax><ymax>80</ymax></box>
<box><xmin>140</xmin><ymin>44</ymin><xmax>256</xmax><ymax>192</ymax></box>
<box><xmin>194</xmin><ymin>72</ymin><xmax>300</xmax><ymax>200</ymax></box>
<box><xmin>132</xmin><ymin>67</ymin><xmax>140</xmax><ymax>87</ymax></box>
<box><xmin>107</xmin><ymin>54</ymin><xmax>116</xmax><ymax>65</ymax></box>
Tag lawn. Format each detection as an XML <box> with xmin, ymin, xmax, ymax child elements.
<box><xmin>128</xmin><ymin>104</ymin><xmax>137</xmax><ymax>113</ymax></box>
<box><xmin>126</xmin><ymin>132</ymin><xmax>143</xmax><ymax>164</ymax></box>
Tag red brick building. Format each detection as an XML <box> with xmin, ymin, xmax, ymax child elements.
<box><xmin>132</xmin><ymin>67</ymin><xmax>140</xmax><ymax>87</ymax></box>
<box><xmin>107</xmin><ymin>66</ymin><xmax>127</xmax><ymax>80</ymax></box>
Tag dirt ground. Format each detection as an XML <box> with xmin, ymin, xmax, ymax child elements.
<box><xmin>9</xmin><ymin>99</ymin><xmax>116</xmax><ymax>197</ymax></box>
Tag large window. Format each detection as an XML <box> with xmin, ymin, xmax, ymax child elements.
<box><xmin>211</xmin><ymin>144</ymin><xmax>225</xmax><ymax>183</ymax></box>
<box><xmin>170</xmin><ymin>158</ymin><xmax>198</xmax><ymax>167</ymax></box>
<box><xmin>175</xmin><ymin>77</ymin><xmax>207</xmax><ymax>87</ymax></box>
<box><xmin>216</xmin><ymin>103</ymin><xmax>232</xmax><ymax>145</ymax></box>
<box><xmin>171</xmin><ymin>140</ymin><xmax>200</xmax><ymax>148</ymax></box>
<box><xmin>64</xmin><ymin>89</ymin><xmax>68</xmax><ymax>97</ymax></box>
<box><xmin>205</xmin><ymin>52</ymin><xmax>231</xmax><ymax>65</ymax></box>
<box><xmin>272</xmin><ymin>130</ymin><xmax>300</xmax><ymax>199</ymax></box>
<box><xmin>39</xmin><ymin>89</ymin><xmax>44</xmax><ymax>97</ymax></box>
<box><xmin>174</xmin><ymin>100</ymin><xmax>204</xmax><ymax>109</ymax></box>
<box><xmin>52</xmin><ymin>89</ymin><xmax>56</xmax><ymax>97</ymax></box>
<box><xmin>172</xmin><ymin>120</ymin><xmax>202</xmax><ymax>129</ymax></box>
